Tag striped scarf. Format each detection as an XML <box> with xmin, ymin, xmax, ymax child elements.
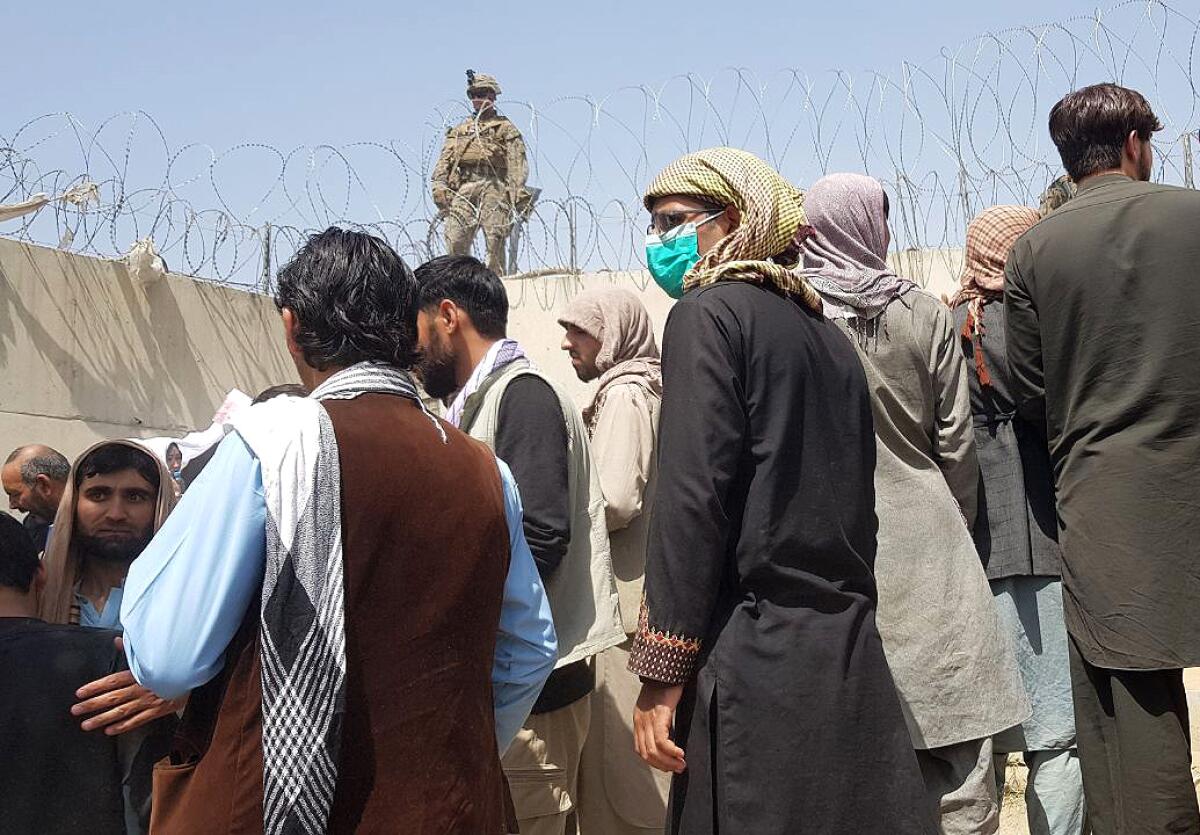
<box><xmin>445</xmin><ymin>338</ymin><xmax>527</xmax><ymax>428</ymax></box>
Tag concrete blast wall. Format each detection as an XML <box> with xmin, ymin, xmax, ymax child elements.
<box><xmin>0</xmin><ymin>239</ymin><xmax>964</xmax><ymax>462</ymax></box>
<box><xmin>0</xmin><ymin>237</ymin><xmax>297</xmax><ymax>461</ymax></box>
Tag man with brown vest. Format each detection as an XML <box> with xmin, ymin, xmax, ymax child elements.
<box><xmin>118</xmin><ymin>228</ymin><xmax>558</xmax><ymax>834</ymax></box>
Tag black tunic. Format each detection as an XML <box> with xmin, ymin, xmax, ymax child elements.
<box><xmin>628</xmin><ymin>283</ymin><xmax>934</xmax><ymax>834</ymax></box>
<box><xmin>0</xmin><ymin>618</ymin><xmax>174</xmax><ymax>835</ymax></box>
<box><xmin>953</xmin><ymin>302</ymin><xmax>1061</xmax><ymax>579</ymax></box>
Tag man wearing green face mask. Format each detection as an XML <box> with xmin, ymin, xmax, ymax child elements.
<box><xmin>629</xmin><ymin>147</ymin><xmax>934</xmax><ymax>834</ymax></box>
<box><xmin>644</xmin><ymin>201</ymin><xmax>728</xmax><ymax>298</ymax></box>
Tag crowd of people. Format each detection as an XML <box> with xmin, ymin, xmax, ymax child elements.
<box><xmin>1</xmin><ymin>80</ymin><xmax>1197</xmax><ymax>835</ymax></box>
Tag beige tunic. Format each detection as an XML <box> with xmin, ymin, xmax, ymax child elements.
<box><xmin>578</xmin><ymin>377</ymin><xmax>670</xmax><ymax>833</ymax></box>
<box><xmin>592</xmin><ymin>381</ymin><xmax>660</xmax><ymax>634</ymax></box>
<box><xmin>839</xmin><ymin>288</ymin><xmax>1030</xmax><ymax>750</ymax></box>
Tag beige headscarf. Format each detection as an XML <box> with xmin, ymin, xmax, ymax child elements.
<box><xmin>38</xmin><ymin>439</ymin><xmax>178</xmax><ymax>625</ymax></box>
<box><xmin>643</xmin><ymin>147</ymin><xmax>820</xmax><ymax>309</ymax></box>
<box><xmin>558</xmin><ymin>288</ymin><xmax>662</xmax><ymax>428</ymax></box>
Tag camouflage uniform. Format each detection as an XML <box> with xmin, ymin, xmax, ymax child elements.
<box><xmin>1039</xmin><ymin>174</ymin><xmax>1078</xmax><ymax>216</ymax></box>
<box><xmin>431</xmin><ymin>73</ymin><xmax>530</xmax><ymax>275</ymax></box>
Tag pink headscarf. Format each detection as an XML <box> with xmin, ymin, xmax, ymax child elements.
<box><xmin>799</xmin><ymin>173</ymin><xmax>914</xmax><ymax>320</ymax></box>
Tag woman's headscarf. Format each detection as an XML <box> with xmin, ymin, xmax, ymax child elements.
<box><xmin>949</xmin><ymin>205</ymin><xmax>1041</xmax><ymax>386</ymax></box>
<box><xmin>643</xmin><ymin>147</ymin><xmax>820</xmax><ymax>309</ymax></box>
<box><xmin>558</xmin><ymin>287</ymin><xmax>662</xmax><ymax>427</ymax></box>
<box><xmin>38</xmin><ymin>439</ymin><xmax>178</xmax><ymax>625</ymax></box>
<box><xmin>799</xmin><ymin>173</ymin><xmax>915</xmax><ymax>320</ymax></box>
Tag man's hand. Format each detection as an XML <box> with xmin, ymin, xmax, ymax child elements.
<box><xmin>634</xmin><ymin>681</ymin><xmax>686</xmax><ymax>774</ymax></box>
<box><xmin>72</xmin><ymin>637</ymin><xmax>186</xmax><ymax>736</ymax></box>
<box><xmin>432</xmin><ymin>185</ymin><xmax>452</xmax><ymax>212</ymax></box>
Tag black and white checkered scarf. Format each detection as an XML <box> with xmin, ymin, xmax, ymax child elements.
<box><xmin>235</xmin><ymin>362</ymin><xmax>444</xmax><ymax>834</ymax></box>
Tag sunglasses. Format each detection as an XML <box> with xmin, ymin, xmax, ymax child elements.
<box><xmin>646</xmin><ymin>208</ymin><xmax>724</xmax><ymax>236</ymax></box>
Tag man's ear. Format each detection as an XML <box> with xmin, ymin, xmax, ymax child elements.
<box><xmin>439</xmin><ymin>299</ymin><xmax>461</xmax><ymax>336</ymax></box>
<box><xmin>281</xmin><ymin>308</ymin><xmax>303</xmax><ymax>360</ymax></box>
<box><xmin>1124</xmin><ymin>131</ymin><xmax>1139</xmax><ymax>160</ymax></box>
<box><xmin>725</xmin><ymin>204</ymin><xmax>742</xmax><ymax>230</ymax></box>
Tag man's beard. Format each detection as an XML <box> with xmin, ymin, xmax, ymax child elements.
<box><xmin>74</xmin><ymin>529</ymin><xmax>152</xmax><ymax>567</ymax></box>
<box><xmin>417</xmin><ymin>338</ymin><xmax>460</xmax><ymax>400</ymax></box>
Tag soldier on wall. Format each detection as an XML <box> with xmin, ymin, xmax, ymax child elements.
<box><xmin>432</xmin><ymin>70</ymin><xmax>531</xmax><ymax>275</ymax></box>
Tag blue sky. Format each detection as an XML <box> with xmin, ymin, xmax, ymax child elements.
<box><xmin>6</xmin><ymin>0</ymin><xmax>1117</xmax><ymax>148</ymax></box>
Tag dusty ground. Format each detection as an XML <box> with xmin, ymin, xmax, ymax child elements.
<box><xmin>997</xmin><ymin>669</ymin><xmax>1200</xmax><ymax>834</ymax></box>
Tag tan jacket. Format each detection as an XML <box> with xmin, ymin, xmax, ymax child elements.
<box><xmin>590</xmin><ymin>379</ymin><xmax>660</xmax><ymax>635</ymax></box>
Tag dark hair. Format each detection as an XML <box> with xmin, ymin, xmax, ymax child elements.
<box><xmin>274</xmin><ymin>227</ymin><xmax>421</xmax><ymax>370</ymax></box>
<box><xmin>413</xmin><ymin>255</ymin><xmax>509</xmax><ymax>339</ymax></box>
<box><xmin>1049</xmin><ymin>83</ymin><xmax>1163</xmax><ymax>181</ymax></box>
<box><xmin>75</xmin><ymin>445</ymin><xmax>160</xmax><ymax>492</ymax></box>
<box><xmin>0</xmin><ymin>513</ymin><xmax>39</xmax><ymax>592</ymax></box>
<box><xmin>4</xmin><ymin>446</ymin><xmax>70</xmax><ymax>485</ymax></box>
<box><xmin>252</xmin><ymin>383</ymin><xmax>310</xmax><ymax>404</ymax></box>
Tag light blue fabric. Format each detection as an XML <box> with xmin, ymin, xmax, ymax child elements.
<box><xmin>121</xmin><ymin>434</ymin><xmax>266</xmax><ymax>699</ymax></box>
<box><xmin>77</xmin><ymin>586</ymin><xmax>124</xmax><ymax>629</ymax></box>
<box><xmin>493</xmin><ymin>458</ymin><xmax>558</xmax><ymax>750</ymax></box>
<box><xmin>990</xmin><ymin>576</ymin><xmax>1076</xmax><ymax>752</ymax></box>
<box><xmin>994</xmin><ymin>749</ymin><xmax>1086</xmax><ymax>835</ymax></box>
<box><xmin>121</xmin><ymin>434</ymin><xmax>556</xmax><ymax>752</ymax></box>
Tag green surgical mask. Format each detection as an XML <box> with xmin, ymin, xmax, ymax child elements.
<box><xmin>645</xmin><ymin>213</ymin><xmax>721</xmax><ymax>299</ymax></box>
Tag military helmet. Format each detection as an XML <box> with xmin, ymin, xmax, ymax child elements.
<box><xmin>1038</xmin><ymin>174</ymin><xmax>1077</xmax><ymax>217</ymax></box>
<box><xmin>466</xmin><ymin>69</ymin><xmax>501</xmax><ymax>96</ymax></box>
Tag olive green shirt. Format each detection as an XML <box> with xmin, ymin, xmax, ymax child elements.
<box><xmin>1005</xmin><ymin>173</ymin><xmax>1200</xmax><ymax>670</ymax></box>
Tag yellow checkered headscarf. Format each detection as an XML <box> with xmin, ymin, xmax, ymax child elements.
<box><xmin>643</xmin><ymin>147</ymin><xmax>820</xmax><ymax>309</ymax></box>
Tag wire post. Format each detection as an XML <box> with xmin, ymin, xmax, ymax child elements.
<box><xmin>260</xmin><ymin>223</ymin><xmax>272</xmax><ymax>293</ymax></box>
<box><xmin>1184</xmin><ymin>133</ymin><xmax>1195</xmax><ymax>189</ymax></box>
<box><xmin>568</xmin><ymin>199</ymin><xmax>577</xmax><ymax>273</ymax></box>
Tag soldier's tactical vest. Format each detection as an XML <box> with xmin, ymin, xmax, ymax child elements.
<box><xmin>450</xmin><ymin>118</ymin><xmax>513</xmax><ymax>177</ymax></box>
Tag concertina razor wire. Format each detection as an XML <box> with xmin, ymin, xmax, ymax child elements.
<box><xmin>1</xmin><ymin>0</ymin><xmax>1197</xmax><ymax>310</ymax></box>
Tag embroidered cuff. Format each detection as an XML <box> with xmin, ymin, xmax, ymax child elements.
<box><xmin>626</xmin><ymin>600</ymin><xmax>702</xmax><ymax>685</ymax></box>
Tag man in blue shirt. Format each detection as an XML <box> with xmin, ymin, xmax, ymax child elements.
<box><xmin>117</xmin><ymin>228</ymin><xmax>557</xmax><ymax>833</ymax></box>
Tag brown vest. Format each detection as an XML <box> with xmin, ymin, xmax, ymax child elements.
<box><xmin>150</xmin><ymin>395</ymin><xmax>516</xmax><ymax>834</ymax></box>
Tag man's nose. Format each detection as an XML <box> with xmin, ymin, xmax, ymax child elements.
<box><xmin>105</xmin><ymin>501</ymin><xmax>130</xmax><ymax>523</ymax></box>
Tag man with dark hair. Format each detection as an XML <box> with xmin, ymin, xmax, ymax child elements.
<box><xmin>31</xmin><ymin>440</ymin><xmax>184</xmax><ymax>745</ymax></box>
<box><xmin>1006</xmin><ymin>83</ymin><xmax>1200</xmax><ymax>833</ymax></box>
<box><xmin>39</xmin><ymin>441</ymin><xmax>176</xmax><ymax>630</ymax></box>
<box><xmin>0</xmin><ymin>511</ymin><xmax>172</xmax><ymax>834</ymax></box>
<box><xmin>414</xmin><ymin>254</ymin><xmax>624</xmax><ymax>835</ymax></box>
<box><xmin>118</xmin><ymin>227</ymin><xmax>556</xmax><ymax>833</ymax></box>
<box><xmin>2</xmin><ymin>444</ymin><xmax>70</xmax><ymax>552</ymax></box>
